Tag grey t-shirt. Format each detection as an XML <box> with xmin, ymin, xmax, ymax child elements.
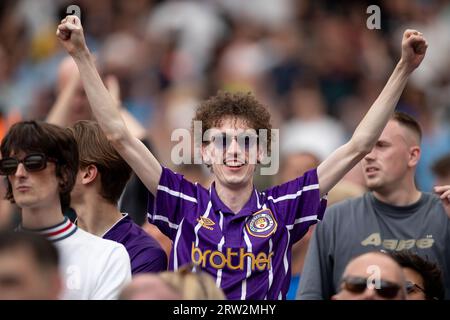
<box><xmin>297</xmin><ymin>192</ymin><xmax>450</xmax><ymax>299</ymax></box>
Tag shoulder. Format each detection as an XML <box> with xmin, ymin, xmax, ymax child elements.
<box><xmin>326</xmin><ymin>193</ymin><xmax>367</xmax><ymax>214</ymax></box>
<box><xmin>320</xmin><ymin>193</ymin><xmax>368</xmax><ymax>225</ymax></box>
<box><xmin>264</xmin><ymin>168</ymin><xmax>320</xmax><ymax>198</ymax></box>
<box><xmin>420</xmin><ymin>192</ymin><xmax>447</xmax><ymax>216</ymax></box>
<box><xmin>123</xmin><ymin>220</ymin><xmax>165</xmax><ymax>251</ymax></box>
<box><xmin>76</xmin><ymin>228</ymin><xmax>128</xmax><ymax>256</ymax></box>
<box><xmin>421</xmin><ymin>192</ymin><xmax>443</xmax><ymax>205</ymax></box>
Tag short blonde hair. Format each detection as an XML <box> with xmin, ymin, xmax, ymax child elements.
<box><xmin>159</xmin><ymin>264</ymin><xmax>226</xmax><ymax>300</ymax></box>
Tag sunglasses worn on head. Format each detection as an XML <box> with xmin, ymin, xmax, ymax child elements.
<box><xmin>211</xmin><ymin>133</ymin><xmax>258</xmax><ymax>151</ymax></box>
<box><xmin>0</xmin><ymin>153</ymin><xmax>58</xmax><ymax>175</ymax></box>
<box><xmin>342</xmin><ymin>276</ymin><xmax>401</xmax><ymax>299</ymax></box>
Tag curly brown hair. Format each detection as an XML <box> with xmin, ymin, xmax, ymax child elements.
<box><xmin>193</xmin><ymin>91</ymin><xmax>272</xmax><ymax>150</ymax></box>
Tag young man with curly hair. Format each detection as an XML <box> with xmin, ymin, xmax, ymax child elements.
<box><xmin>57</xmin><ymin>15</ymin><xmax>427</xmax><ymax>299</ymax></box>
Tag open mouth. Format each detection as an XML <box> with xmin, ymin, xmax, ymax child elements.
<box><xmin>365</xmin><ymin>167</ymin><xmax>379</xmax><ymax>173</ymax></box>
<box><xmin>223</xmin><ymin>159</ymin><xmax>245</xmax><ymax>168</ymax></box>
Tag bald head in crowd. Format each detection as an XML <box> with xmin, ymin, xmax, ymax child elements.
<box><xmin>333</xmin><ymin>252</ymin><xmax>407</xmax><ymax>300</ymax></box>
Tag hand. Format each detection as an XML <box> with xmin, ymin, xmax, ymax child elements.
<box><xmin>434</xmin><ymin>185</ymin><xmax>450</xmax><ymax>218</ymax></box>
<box><xmin>399</xmin><ymin>29</ymin><xmax>428</xmax><ymax>73</ymax></box>
<box><xmin>56</xmin><ymin>15</ymin><xmax>87</xmax><ymax>56</ymax></box>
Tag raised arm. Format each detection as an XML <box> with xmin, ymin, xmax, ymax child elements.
<box><xmin>56</xmin><ymin>15</ymin><xmax>161</xmax><ymax>194</ymax></box>
<box><xmin>317</xmin><ymin>29</ymin><xmax>428</xmax><ymax>197</ymax></box>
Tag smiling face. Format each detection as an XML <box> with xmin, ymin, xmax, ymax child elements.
<box><xmin>362</xmin><ymin>120</ymin><xmax>420</xmax><ymax>193</ymax></box>
<box><xmin>202</xmin><ymin>117</ymin><xmax>261</xmax><ymax>190</ymax></box>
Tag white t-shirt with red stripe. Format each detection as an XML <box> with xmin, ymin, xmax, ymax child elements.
<box><xmin>24</xmin><ymin>217</ymin><xmax>132</xmax><ymax>299</ymax></box>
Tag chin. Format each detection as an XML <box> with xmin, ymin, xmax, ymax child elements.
<box><xmin>15</xmin><ymin>199</ymin><xmax>36</xmax><ymax>209</ymax></box>
<box><xmin>224</xmin><ymin>177</ymin><xmax>247</xmax><ymax>186</ymax></box>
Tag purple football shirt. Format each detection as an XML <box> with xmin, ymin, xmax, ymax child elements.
<box><xmin>147</xmin><ymin>167</ymin><xmax>326</xmax><ymax>300</ymax></box>
<box><xmin>103</xmin><ymin>214</ymin><xmax>167</xmax><ymax>274</ymax></box>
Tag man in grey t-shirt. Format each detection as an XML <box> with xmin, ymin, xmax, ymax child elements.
<box><xmin>297</xmin><ymin>112</ymin><xmax>450</xmax><ymax>300</ymax></box>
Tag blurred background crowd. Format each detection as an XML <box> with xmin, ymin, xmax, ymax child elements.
<box><xmin>1</xmin><ymin>0</ymin><xmax>450</xmax><ymax>211</ymax></box>
<box><xmin>2</xmin><ymin>0</ymin><xmax>450</xmax><ymax>301</ymax></box>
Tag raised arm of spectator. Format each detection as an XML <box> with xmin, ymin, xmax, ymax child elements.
<box><xmin>317</xmin><ymin>29</ymin><xmax>428</xmax><ymax>197</ymax></box>
<box><xmin>56</xmin><ymin>15</ymin><xmax>161</xmax><ymax>195</ymax></box>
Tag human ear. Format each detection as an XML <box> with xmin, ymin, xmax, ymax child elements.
<box><xmin>408</xmin><ymin>146</ymin><xmax>421</xmax><ymax>167</ymax></box>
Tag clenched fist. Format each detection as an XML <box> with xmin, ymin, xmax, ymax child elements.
<box><xmin>56</xmin><ymin>15</ymin><xmax>87</xmax><ymax>56</ymax></box>
<box><xmin>400</xmin><ymin>29</ymin><xmax>428</xmax><ymax>73</ymax></box>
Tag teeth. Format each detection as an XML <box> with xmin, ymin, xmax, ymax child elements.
<box><xmin>224</xmin><ymin>162</ymin><xmax>244</xmax><ymax>167</ymax></box>
<box><xmin>223</xmin><ymin>160</ymin><xmax>244</xmax><ymax>167</ymax></box>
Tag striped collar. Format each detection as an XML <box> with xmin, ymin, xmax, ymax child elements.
<box><xmin>20</xmin><ymin>217</ymin><xmax>77</xmax><ymax>242</ymax></box>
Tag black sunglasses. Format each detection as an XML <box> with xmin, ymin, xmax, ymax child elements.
<box><xmin>0</xmin><ymin>153</ymin><xmax>58</xmax><ymax>176</ymax></box>
<box><xmin>211</xmin><ymin>133</ymin><xmax>258</xmax><ymax>151</ymax></box>
<box><xmin>341</xmin><ymin>276</ymin><xmax>401</xmax><ymax>299</ymax></box>
<box><xmin>405</xmin><ymin>281</ymin><xmax>425</xmax><ymax>294</ymax></box>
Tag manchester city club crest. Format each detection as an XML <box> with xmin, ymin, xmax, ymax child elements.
<box><xmin>246</xmin><ymin>209</ymin><xmax>277</xmax><ymax>238</ymax></box>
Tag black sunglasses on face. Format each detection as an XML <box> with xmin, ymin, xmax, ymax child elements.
<box><xmin>211</xmin><ymin>133</ymin><xmax>258</xmax><ymax>151</ymax></box>
<box><xmin>405</xmin><ymin>281</ymin><xmax>426</xmax><ymax>295</ymax></box>
<box><xmin>341</xmin><ymin>276</ymin><xmax>401</xmax><ymax>299</ymax></box>
<box><xmin>0</xmin><ymin>153</ymin><xmax>58</xmax><ymax>175</ymax></box>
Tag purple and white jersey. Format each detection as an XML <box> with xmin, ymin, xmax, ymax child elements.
<box><xmin>103</xmin><ymin>214</ymin><xmax>167</xmax><ymax>274</ymax></box>
<box><xmin>147</xmin><ymin>167</ymin><xmax>327</xmax><ymax>300</ymax></box>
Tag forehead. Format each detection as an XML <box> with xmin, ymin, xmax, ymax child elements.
<box><xmin>8</xmin><ymin>150</ymin><xmax>28</xmax><ymax>158</ymax></box>
<box><xmin>378</xmin><ymin>120</ymin><xmax>408</xmax><ymax>142</ymax></box>
<box><xmin>7</xmin><ymin>149</ymin><xmax>46</xmax><ymax>158</ymax></box>
<box><xmin>0</xmin><ymin>247</ymin><xmax>36</xmax><ymax>271</ymax></box>
<box><xmin>214</xmin><ymin>117</ymin><xmax>252</xmax><ymax>132</ymax></box>
<box><xmin>345</xmin><ymin>254</ymin><xmax>401</xmax><ymax>283</ymax></box>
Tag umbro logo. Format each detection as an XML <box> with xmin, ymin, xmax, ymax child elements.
<box><xmin>197</xmin><ymin>217</ymin><xmax>215</xmax><ymax>230</ymax></box>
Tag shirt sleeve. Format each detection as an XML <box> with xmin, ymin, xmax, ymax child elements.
<box><xmin>265</xmin><ymin>168</ymin><xmax>327</xmax><ymax>243</ymax></box>
<box><xmin>147</xmin><ymin>166</ymin><xmax>199</xmax><ymax>240</ymax></box>
<box><xmin>132</xmin><ymin>246</ymin><xmax>168</xmax><ymax>274</ymax></box>
<box><xmin>296</xmin><ymin>219</ymin><xmax>335</xmax><ymax>300</ymax></box>
<box><xmin>91</xmin><ymin>244</ymin><xmax>132</xmax><ymax>300</ymax></box>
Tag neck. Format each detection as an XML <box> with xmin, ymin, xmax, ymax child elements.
<box><xmin>73</xmin><ymin>194</ymin><xmax>123</xmax><ymax>237</ymax></box>
<box><xmin>215</xmin><ymin>180</ymin><xmax>253</xmax><ymax>213</ymax></box>
<box><xmin>22</xmin><ymin>202</ymin><xmax>65</xmax><ymax>229</ymax></box>
<box><xmin>372</xmin><ymin>177</ymin><xmax>421</xmax><ymax>206</ymax></box>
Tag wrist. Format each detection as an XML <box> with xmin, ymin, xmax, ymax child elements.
<box><xmin>72</xmin><ymin>46</ymin><xmax>90</xmax><ymax>61</ymax></box>
<box><xmin>396</xmin><ymin>59</ymin><xmax>413</xmax><ymax>76</ymax></box>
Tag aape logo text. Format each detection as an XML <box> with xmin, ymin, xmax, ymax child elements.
<box><xmin>361</xmin><ymin>233</ymin><xmax>434</xmax><ymax>250</ymax></box>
